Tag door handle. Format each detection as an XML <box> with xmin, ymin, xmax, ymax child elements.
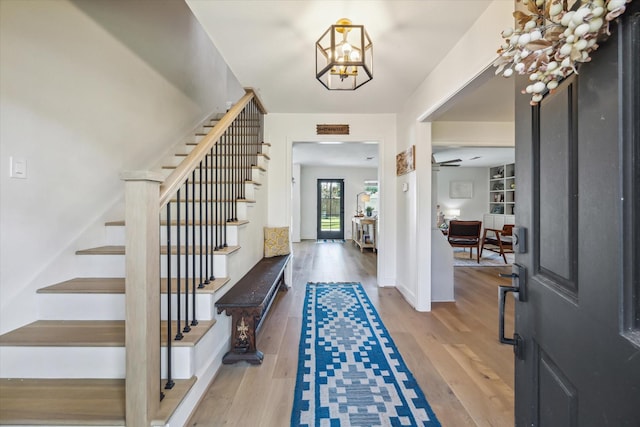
<box><xmin>498</xmin><ymin>264</ymin><xmax>526</xmax><ymax>360</ymax></box>
<box><xmin>499</xmin><ymin>284</ymin><xmax>524</xmax><ymax>359</ymax></box>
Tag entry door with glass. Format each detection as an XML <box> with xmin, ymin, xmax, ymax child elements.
<box><xmin>317</xmin><ymin>179</ymin><xmax>344</xmax><ymax>240</ymax></box>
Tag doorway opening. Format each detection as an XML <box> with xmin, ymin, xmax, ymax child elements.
<box><xmin>317</xmin><ymin>179</ymin><xmax>344</xmax><ymax>240</ymax></box>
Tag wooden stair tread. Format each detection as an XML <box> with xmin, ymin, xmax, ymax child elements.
<box><xmin>104</xmin><ymin>219</ymin><xmax>251</xmax><ymax>227</ymax></box>
<box><xmin>75</xmin><ymin>245</ymin><xmax>241</xmax><ymax>256</ymax></box>
<box><xmin>37</xmin><ymin>277</ymin><xmax>230</xmax><ymax>294</ymax></box>
<box><xmin>0</xmin><ymin>376</ymin><xmax>195</xmax><ymax>426</ymax></box>
<box><xmin>0</xmin><ymin>320</ymin><xmax>215</xmax><ymax>347</ymax></box>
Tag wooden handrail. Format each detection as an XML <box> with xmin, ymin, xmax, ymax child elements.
<box><xmin>159</xmin><ymin>89</ymin><xmax>265</xmax><ymax>208</ymax></box>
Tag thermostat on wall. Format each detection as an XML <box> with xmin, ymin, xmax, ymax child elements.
<box><xmin>402</xmin><ymin>182</ymin><xmax>409</xmax><ymax>192</ymax></box>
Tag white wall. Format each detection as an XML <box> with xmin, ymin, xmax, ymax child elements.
<box><xmin>291</xmin><ymin>163</ymin><xmax>302</xmax><ymax>241</ymax></box>
<box><xmin>395</xmin><ymin>0</ymin><xmax>513</xmax><ymax>311</ymax></box>
<box><xmin>0</xmin><ymin>0</ymin><xmax>244</xmax><ymax>334</ymax></box>
<box><xmin>264</xmin><ymin>113</ymin><xmax>396</xmax><ymax>287</ymax></box>
<box><xmin>436</xmin><ymin>167</ymin><xmax>489</xmax><ymax>222</ymax></box>
<box><xmin>299</xmin><ymin>166</ymin><xmax>378</xmax><ymax>240</ymax></box>
<box><xmin>432</xmin><ymin>121</ymin><xmax>515</xmax><ymax>146</ymax></box>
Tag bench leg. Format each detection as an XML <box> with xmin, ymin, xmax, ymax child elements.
<box><xmin>222</xmin><ymin>308</ymin><xmax>263</xmax><ymax>365</ymax></box>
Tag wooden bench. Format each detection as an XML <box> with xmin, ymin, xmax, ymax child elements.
<box><xmin>215</xmin><ymin>254</ymin><xmax>291</xmax><ymax>364</ymax></box>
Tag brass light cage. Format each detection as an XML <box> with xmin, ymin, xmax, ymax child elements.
<box><xmin>316</xmin><ymin>18</ymin><xmax>373</xmax><ymax>90</ymax></box>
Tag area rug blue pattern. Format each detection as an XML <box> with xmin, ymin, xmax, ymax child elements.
<box><xmin>291</xmin><ymin>282</ymin><xmax>441</xmax><ymax>427</ymax></box>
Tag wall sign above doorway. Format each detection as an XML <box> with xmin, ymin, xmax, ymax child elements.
<box><xmin>316</xmin><ymin>124</ymin><xmax>349</xmax><ymax>135</ymax></box>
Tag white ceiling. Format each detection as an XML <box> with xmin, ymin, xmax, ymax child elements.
<box><xmin>186</xmin><ymin>0</ymin><xmax>495</xmax><ymax>114</ymax></box>
<box><xmin>432</xmin><ymin>146</ymin><xmax>514</xmax><ymax>168</ymax></box>
<box><xmin>186</xmin><ymin>0</ymin><xmax>515</xmax><ymax>167</ymax></box>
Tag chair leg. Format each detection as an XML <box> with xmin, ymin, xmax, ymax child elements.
<box><xmin>497</xmin><ymin>240</ymin><xmax>507</xmax><ymax>263</ymax></box>
<box><xmin>476</xmin><ymin>245</ymin><xmax>480</xmax><ymax>263</ymax></box>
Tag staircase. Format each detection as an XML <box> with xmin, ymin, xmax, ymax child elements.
<box><xmin>0</xmin><ymin>90</ymin><xmax>272</xmax><ymax>426</ymax></box>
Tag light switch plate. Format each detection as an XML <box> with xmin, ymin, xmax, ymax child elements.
<box><xmin>10</xmin><ymin>157</ymin><xmax>27</xmax><ymax>179</ymax></box>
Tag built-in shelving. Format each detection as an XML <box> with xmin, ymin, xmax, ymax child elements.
<box><xmin>489</xmin><ymin>163</ymin><xmax>515</xmax><ymax>216</ymax></box>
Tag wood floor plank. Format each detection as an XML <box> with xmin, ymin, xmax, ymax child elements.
<box><xmin>220</xmin><ymin>356</ymin><xmax>277</xmax><ymax>426</ymax></box>
<box><xmin>188</xmin><ymin>364</ymin><xmax>247</xmax><ymax>426</ymax></box>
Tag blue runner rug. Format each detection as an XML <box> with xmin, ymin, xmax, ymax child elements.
<box><xmin>291</xmin><ymin>282</ymin><xmax>441</xmax><ymax>427</ymax></box>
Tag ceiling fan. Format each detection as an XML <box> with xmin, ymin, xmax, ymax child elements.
<box><xmin>431</xmin><ymin>155</ymin><xmax>462</xmax><ymax>167</ymax></box>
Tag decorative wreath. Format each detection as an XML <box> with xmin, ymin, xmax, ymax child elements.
<box><xmin>494</xmin><ymin>0</ymin><xmax>633</xmax><ymax>105</ymax></box>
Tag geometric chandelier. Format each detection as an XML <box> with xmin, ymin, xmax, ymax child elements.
<box><xmin>315</xmin><ymin>18</ymin><xmax>373</xmax><ymax>90</ymax></box>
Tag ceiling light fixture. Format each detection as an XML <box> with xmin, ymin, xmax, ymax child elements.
<box><xmin>316</xmin><ymin>18</ymin><xmax>373</xmax><ymax>90</ymax></box>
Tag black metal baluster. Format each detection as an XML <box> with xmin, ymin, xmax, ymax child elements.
<box><xmin>183</xmin><ymin>180</ymin><xmax>191</xmax><ymax>334</ymax></box>
<box><xmin>165</xmin><ymin>203</ymin><xmax>175</xmax><ymax>390</ymax></box>
<box><xmin>191</xmin><ymin>170</ymin><xmax>198</xmax><ymax>326</ymax></box>
<box><xmin>214</xmin><ymin>139</ymin><xmax>220</xmax><ymax>251</ymax></box>
<box><xmin>219</xmin><ymin>136</ymin><xmax>224</xmax><ymax>248</ymax></box>
<box><xmin>175</xmin><ymin>189</ymin><xmax>183</xmax><ymax>341</ymax></box>
<box><xmin>232</xmin><ymin>125</ymin><xmax>238</xmax><ymax>220</ymax></box>
<box><xmin>204</xmin><ymin>154</ymin><xmax>210</xmax><ymax>285</ymax></box>
<box><xmin>223</xmin><ymin>125</ymin><xmax>229</xmax><ymax>247</ymax></box>
<box><xmin>214</xmin><ymin>146</ymin><xmax>218</xmax><ymax>280</ymax></box>
<box><xmin>198</xmin><ymin>162</ymin><xmax>204</xmax><ymax>289</ymax></box>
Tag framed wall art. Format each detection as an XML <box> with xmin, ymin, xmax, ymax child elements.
<box><xmin>449</xmin><ymin>181</ymin><xmax>473</xmax><ymax>199</ymax></box>
<box><xmin>396</xmin><ymin>145</ymin><xmax>415</xmax><ymax>176</ymax></box>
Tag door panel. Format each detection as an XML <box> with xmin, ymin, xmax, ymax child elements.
<box><xmin>538</xmin><ymin>349</ymin><xmax>577</xmax><ymax>427</ymax></box>
<box><xmin>513</xmin><ymin>3</ymin><xmax>640</xmax><ymax>426</ymax></box>
<box><xmin>537</xmin><ymin>81</ymin><xmax>577</xmax><ymax>289</ymax></box>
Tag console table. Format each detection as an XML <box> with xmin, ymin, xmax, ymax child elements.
<box><xmin>352</xmin><ymin>217</ymin><xmax>377</xmax><ymax>252</ymax></box>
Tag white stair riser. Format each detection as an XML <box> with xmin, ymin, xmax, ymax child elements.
<box><xmin>105</xmin><ymin>225</ymin><xmax>239</xmax><ymax>247</ymax></box>
<box><xmin>0</xmin><ymin>345</ymin><xmax>200</xmax><ymax>380</ymax></box>
<box><xmin>0</xmin><ymin>347</ymin><xmax>125</xmax><ymax>379</ymax></box>
<box><xmin>0</xmin><ymin>315</ymin><xmax>231</xmax><ymax>380</ymax></box>
<box><xmin>75</xmin><ymin>253</ymin><xmax>232</xmax><ymax>279</ymax></box>
<box><xmin>37</xmin><ymin>293</ymin><xmax>217</xmax><ymax>322</ymax></box>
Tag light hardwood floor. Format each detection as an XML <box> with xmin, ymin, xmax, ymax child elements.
<box><xmin>188</xmin><ymin>240</ymin><xmax>515</xmax><ymax>426</ymax></box>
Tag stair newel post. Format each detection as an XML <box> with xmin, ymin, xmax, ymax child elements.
<box><xmin>121</xmin><ymin>171</ymin><xmax>164</xmax><ymax>427</ymax></box>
